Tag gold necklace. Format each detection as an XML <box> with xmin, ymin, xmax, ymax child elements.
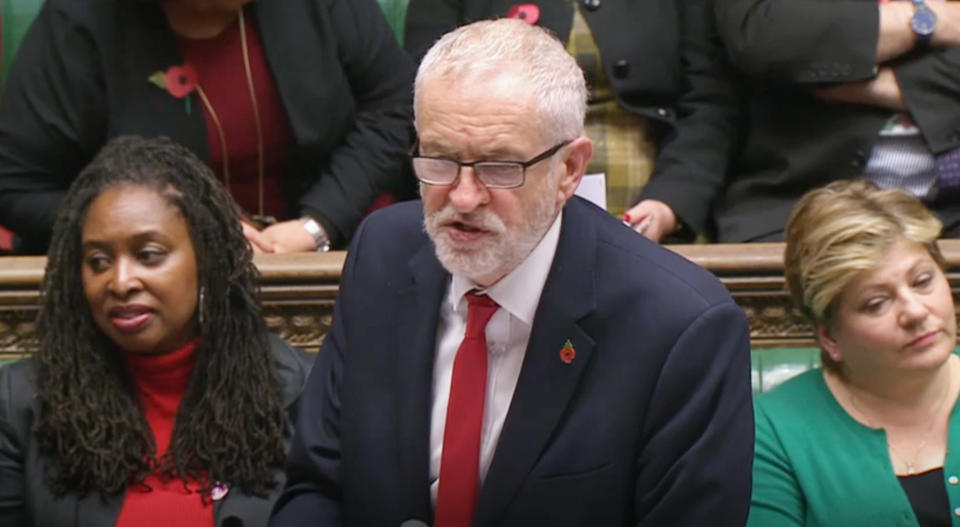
<box><xmin>192</xmin><ymin>9</ymin><xmax>266</xmax><ymax>216</ymax></box>
<box><xmin>845</xmin><ymin>364</ymin><xmax>954</xmax><ymax>475</ymax></box>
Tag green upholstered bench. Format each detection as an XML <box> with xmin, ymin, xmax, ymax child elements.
<box><xmin>751</xmin><ymin>347</ymin><xmax>821</xmax><ymax>395</ymax></box>
<box><xmin>750</xmin><ymin>346</ymin><xmax>960</xmax><ymax>395</ymax></box>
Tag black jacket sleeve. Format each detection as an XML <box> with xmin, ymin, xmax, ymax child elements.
<box><xmin>0</xmin><ymin>362</ymin><xmax>35</xmax><ymax>527</ymax></box>
<box><xmin>638</xmin><ymin>0</ymin><xmax>742</xmax><ymax>237</ymax></box>
<box><xmin>714</xmin><ymin>0</ymin><xmax>879</xmax><ymax>85</ymax></box>
<box><xmin>0</xmin><ymin>0</ymin><xmax>107</xmax><ymax>250</ymax></box>
<box><xmin>296</xmin><ymin>0</ymin><xmax>416</xmax><ymax>247</ymax></box>
<box><xmin>896</xmin><ymin>46</ymin><xmax>960</xmax><ymax>154</ymax></box>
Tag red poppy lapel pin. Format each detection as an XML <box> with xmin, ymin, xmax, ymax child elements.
<box><xmin>507</xmin><ymin>4</ymin><xmax>540</xmax><ymax>24</ymax></box>
<box><xmin>559</xmin><ymin>339</ymin><xmax>576</xmax><ymax>364</ymax></box>
<box><xmin>148</xmin><ymin>64</ymin><xmax>198</xmax><ymax>114</ymax></box>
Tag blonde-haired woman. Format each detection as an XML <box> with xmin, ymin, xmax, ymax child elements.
<box><xmin>749</xmin><ymin>180</ymin><xmax>960</xmax><ymax>526</ymax></box>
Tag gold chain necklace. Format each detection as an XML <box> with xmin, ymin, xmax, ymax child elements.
<box><xmin>192</xmin><ymin>9</ymin><xmax>266</xmax><ymax>216</ymax></box>
<box><xmin>845</xmin><ymin>364</ymin><xmax>953</xmax><ymax>475</ymax></box>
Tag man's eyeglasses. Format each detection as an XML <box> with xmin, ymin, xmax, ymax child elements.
<box><xmin>411</xmin><ymin>139</ymin><xmax>572</xmax><ymax>189</ymax></box>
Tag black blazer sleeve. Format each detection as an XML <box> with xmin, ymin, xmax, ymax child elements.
<box><xmin>0</xmin><ymin>362</ymin><xmax>34</xmax><ymax>527</ymax></box>
<box><xmin>0</xmin><ymin>0</ymin><xmax>107</xmax><ymax>250</ymax></box>
<box><xmin>714</xmin><ymin>0</ymin><xmax>879</xmax><ymax>84</ymax></box>
<box><xmin>639</xmin><ymin>0</ymin><xmax>742</xmax><ymax>237</ymax></box>
<box><xmin>295</xmin><ymin>0</ymin><xmax>416</xmax><ymax>247</ymax></box>
<box><xmin>896</xmin><ymin>47</ymin><xmax>960</xmax><ymax>154</ymax></box>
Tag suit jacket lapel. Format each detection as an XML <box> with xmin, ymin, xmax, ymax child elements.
<box><xmin>475</xmin><ymin>201</ymin><xmax>598</xmax><ymax>525</ymax></box>
<box><xmin>396</xmin><ymin>242</ymin><xmax>449</xmax><ymax>523</ymax></box>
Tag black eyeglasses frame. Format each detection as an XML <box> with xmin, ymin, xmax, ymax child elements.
<box><xmin>409</xmin><ymin>139</ymin><xmax>573</xmax><ymax>189</ymax></box>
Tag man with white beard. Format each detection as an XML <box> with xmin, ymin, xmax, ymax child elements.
<box><xmin>272</xmin><ymin>18</ymin><xmax>754</xmax><ymax>527</ymax></box>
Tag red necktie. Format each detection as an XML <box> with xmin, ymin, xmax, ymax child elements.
<box><xmin>434</xmin><ymin>292</ymin><xmax>499</xmax><ymax>527</ymax></box>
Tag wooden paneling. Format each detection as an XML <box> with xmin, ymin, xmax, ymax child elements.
<box><xmin>4</xmin><ymin>241</ymin><xmax>960</xmax><ymax>357</ymax></box>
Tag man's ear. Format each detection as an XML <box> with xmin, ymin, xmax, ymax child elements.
<box><xmin>816</xmin><ymin>323</ymin><xmax>842</xmax><ymax>363</ymax></box>
<box><xmin>556</xmin><ymin>136</ymin><xmax>593</xmax><ymax>203</ymax></box>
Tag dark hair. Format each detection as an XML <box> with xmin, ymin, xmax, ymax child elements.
<box><xmin>35</xmin><ymin>135</ymin><xmax>287</xmax><ymax>498</ymax></box>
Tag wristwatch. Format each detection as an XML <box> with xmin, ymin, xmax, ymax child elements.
<box><xmin>910</xmin><ymin>0</ymin><xmax>937</xmax><ymax>48</ymax></box>
<box><xmin>300</xmin><ymin>216</ymin><xmax>331</xmax><ymax>252</ymax></box>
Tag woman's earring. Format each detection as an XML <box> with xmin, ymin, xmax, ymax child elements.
<box><xmin>198</xmin><ymin>286</ymin><xmax>206</xmax><ymax>327</ymax></box>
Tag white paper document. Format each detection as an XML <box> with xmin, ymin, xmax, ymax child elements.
<box><xmin>574</xmin><ymin>172</ymin><xmax>606</xmax><ymax>210</ymax></box>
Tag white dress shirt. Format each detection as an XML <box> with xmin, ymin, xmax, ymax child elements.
<box><xmin>429</xmin><ymin>211</ymin><xmax>563</xmax><ymax>506</ymax></box>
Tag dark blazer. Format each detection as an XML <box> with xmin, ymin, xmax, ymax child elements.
<box><xmin>271</xmin><ymin>197</ymin><xmax>754</xmax><ymax>526</ymax></box>
<box><xmin>686</xmin><ymin>0</ymin><xmax>960</xmax><ymax>241</ymax></box>
<box><xmin>406</xmin><ymin>0</ymin><xmax>681</xmax><ymax>115</ymax></box>
<box><xmin>405</xmin><ymin>0</ymin><xmax>742</xmax><ymax>238</ymax></box>
<box><xmin>0</xmin><ymin>0</ymin><xmax>416</xmax><ymax>252</ymax></box>
<box><xmin>0</xmin><ymin>335</ymin><xmax>312</xmax><ymax>527</ymax></box>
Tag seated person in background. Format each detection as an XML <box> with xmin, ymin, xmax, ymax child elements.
<box><xmin>0</xmin><ymin>135</ymin><xmax>311</xmax><ymax>526</ymax></box>
<box><xmin>0</xmin><ymin>0</ymin><xmax>416</xmax><ymax>254</ymax></box>
<box><xmin>271</xmin><ymin>19</ymin><xmax>753</xmax><ymax>526</ymax></box>
<box><xmin>405</xmin><ymin>0</ymin><xmax>740</xmax><ymax>237</ymax></box>
<box><xmin>750</xmin><ymin>180</ymin><xmax>960</xmax><ymax>526</ymax></box>
<box><xmin>644</xmin><ymin>0</ymin><xmax>960</xmax><ymax>243</ymax></box>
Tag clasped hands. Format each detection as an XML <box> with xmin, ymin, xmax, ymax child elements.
<box><xmin>241</xmin><ymin>219</ymin><xmax>318</xmax><ymax>253</ymax></box>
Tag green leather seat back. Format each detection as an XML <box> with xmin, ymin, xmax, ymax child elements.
<box><xmin>376</xmin><ymin>0</ymin><xmax>409</xmax><ymax>44</ymax></box>
<box><xmin>751</xmin><ymin>345</ymin><xmax>960</xmax><ymax>395</ymax></box>
<box><xmin>1</xmin><ymin>0</ymin><xmax>43</xmax><ymax>88</ymax></box>
<box><xmin>751</xmin><ymin>347</ymin><xmax>821</xmax><ymax>395</ymax></box>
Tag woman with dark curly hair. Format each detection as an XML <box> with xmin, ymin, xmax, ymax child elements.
<box><xmin>0</xmin><ymin>135</ymin><xmax>311</xmax><ymax>526</ymax></box>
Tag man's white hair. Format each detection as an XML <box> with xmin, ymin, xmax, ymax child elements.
<box><xmin>414</xmin><ymin>18</ymin><xmax>587</xmax><ymax>144</ymax></box>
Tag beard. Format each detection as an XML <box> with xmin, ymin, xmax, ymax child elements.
<box><xmin>423</xmin><ymin>189</ymin><xmax>560</xmax><ymax>284</ymax></box>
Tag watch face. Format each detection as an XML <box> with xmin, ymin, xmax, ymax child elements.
<box><xmin>911</xmin><ymin>6</ymin><xmax>937</xmax><ymax>37</ymax></box>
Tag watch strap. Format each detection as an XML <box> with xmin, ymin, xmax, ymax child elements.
<box><xmin>300</xmin><ymin>216</ymin><xmax>331</xmax><ymax>252</ymax></box>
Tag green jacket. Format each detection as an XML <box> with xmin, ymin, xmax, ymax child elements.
<box><xmin>749</xmin><ymin>368</ymin><xmax>960</xmax><ymax>526</ymax></box>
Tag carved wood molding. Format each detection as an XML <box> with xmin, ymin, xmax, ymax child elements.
<box><xmin>0</xmin><ymin>253</ymin><xmax>345</xmax><ymax>359</ymax></box>
<box><xmin>4</xmin><ymin>240</ymin><xmax>960</xmax><ymax>356</ymax></box>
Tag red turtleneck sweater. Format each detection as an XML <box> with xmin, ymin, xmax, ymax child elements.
<box><xmin>114</xmin><ymin>339</ymin><xmax>216</xmax><ymax>527</ymax></box>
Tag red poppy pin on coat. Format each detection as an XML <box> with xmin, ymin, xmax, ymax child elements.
<box><xmin>560</xmin><ymin>339</ymin><xmax>576</xmax><ymax>364</ymax></box>
<box><xmin>148</xmin><ymin>64</ymin><xmax>198</xmax><ymax>114</ymax></box>
<box><xmin>507</xmin><ymin>4</ymin><xmax>540</xmax><ymax>24</ymax></box>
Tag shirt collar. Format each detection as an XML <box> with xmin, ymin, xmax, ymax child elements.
<box><xmin>448</xmin><ymin>210</ymin><xmax>563</xmax><ymax>325</ymax></box>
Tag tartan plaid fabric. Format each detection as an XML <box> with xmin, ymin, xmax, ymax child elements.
<box><xmin>565</xmin><ymin>2</ymin><xmax>656</xmax><ymax>217</ymax></box>
<box><xmin>937</xmin><ymin>147</ymin><xmax>960</xmax><ymax>196</ymax></box>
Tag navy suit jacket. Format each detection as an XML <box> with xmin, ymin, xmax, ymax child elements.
<box><xmin>271</xmin><ymin>197</ymin><xmax>754</xmax><ymax>526</ymax></box>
